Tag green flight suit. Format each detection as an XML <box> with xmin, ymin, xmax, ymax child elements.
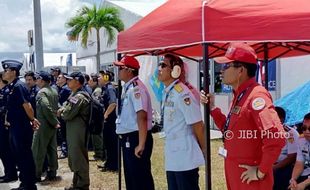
<box><xmin>32</xmin><ymin>85</ymin><xmax>59</xmax><ymax>179</ymax></box>
<box><xmin>61</xmin><ymin>89</ymin><xmax>90</xmax><ymax>190</ymax></box>
<box><xmin>90</xmin><ymin>86</ymin><xmax>104</xmax><ymax>160</ymax></box>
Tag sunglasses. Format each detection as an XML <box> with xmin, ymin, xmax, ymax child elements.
<box><xmin>302</xmin><ymin>125</ymin><xmax>310</xmax><ymax>132</ymax></box>
<box><xmin>158</xmin><ymin>62</ymin><xmax>169</xmax><ymax>69</ymax></box>
<box><xmin>222</xmin><ymin>62</ymin><xmax>243</xmax><ymax>71</ymax></box>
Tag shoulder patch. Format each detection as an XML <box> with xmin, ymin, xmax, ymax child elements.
<box><xmin>183</xmin><ymin>97</ymin><xmax>191</xmax><ymax>105</ymax></box>
<box><xmin>252</xmin><ymin>97</ymin><xmax>266</xmax><ymax>110</ymax></box>
<box><xmin>174</xmin><ymin>84</ymin><xmax>183</xmax><ymax>93</ymax></box>
<box><xmin>69</xmin><ymin>97</ymin><xmax>78</xmax><ymax>104</ymax></box>
<box><xmin>134</xmin><ymin>92</ymin><xmax>141</xmax><ymax>99</ymax></box>
<box><xmin>133</xmin><ymin>86</ymin><xmax>140</xmax><ymax>93</ymax></box>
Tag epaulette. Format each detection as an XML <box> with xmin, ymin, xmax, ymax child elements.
<box><xmin>174</xmin><ymin>83</ymin><xmax>183</xmax><ymax>93</ymax></box>
<box><xmin>283</xmin><ymin>125</ymin><xmax>291</xmax><ymax>132</ymax></box>
<box><xmin>132</xmin><ymin>81</ymin><xmax>138</xmax><ymax>87</ymax></box>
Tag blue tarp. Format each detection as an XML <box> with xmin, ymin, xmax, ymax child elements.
<box><xmin>275</xmin><ymin>81</ymin><xmax>310</xmax><ymax>125</ymax></box>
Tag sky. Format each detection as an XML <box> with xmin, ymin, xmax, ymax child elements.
<box><xmin>0</xmin><ymin>0</ymin><xmax>102</xmax><ymax>53</ymax></box>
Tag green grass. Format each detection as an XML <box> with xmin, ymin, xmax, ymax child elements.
<box><xmin>41</xmin><ymin>137</ymin><xmax>226</xmax><ymax>190</ymax></box>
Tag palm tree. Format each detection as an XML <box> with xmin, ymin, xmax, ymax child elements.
<box><xmin>66</xmin><ymin>5</ymin><xmax>124</xmax><ymax>72</ymax></box>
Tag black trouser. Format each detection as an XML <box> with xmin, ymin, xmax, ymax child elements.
<box><xmin>273</xmin><ymin>164</ymin><xmax>294</xmax><ymax>190</ymax></box>
<box><xmin>120</xmin><ymin>131</ymin><xmax>154</xmax><ymax>190</ymax></box>
<box><xmin>0</xmin><ymin>126</ymin><xmax>17</xmax><ymax>178</ymax></box>
<box><xmin>166</xmin><ymin>168</ymin><xmax>200</xmax><ymax>190</ymax></box>
<box><xmin>103</xmin><ymin>120</ymin><xmax>118</xmax><ymax>170</ymax></box>
<box><xmin>10</xmin><ymin>125</ymin><xmax>36</xmax><ymax>188</ymax></box>
<box><xmin>59</xmin><ymin>118</ymin><xmax>67</xmax><ymax>156</ymax></box>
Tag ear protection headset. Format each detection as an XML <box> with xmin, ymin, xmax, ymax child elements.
<box><xmin>169</xmin><ymin>55</ymin><xmax>182</xmax><ymax>79</ymax></box>
<box><xmin>103</xmin><ymin>73</ymin><xmax>110</xmax><ymax>81</ymax></box>
<box><xmin>102</xmin><ymin>70</ymin><xmax>114</xmax><ymax>81</ymax></box>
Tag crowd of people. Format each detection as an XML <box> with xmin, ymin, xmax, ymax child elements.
<box><xmin>0</xmin><ymin>43</ymin><xmax>309</xmax><ymax>190</ymax></box>
<box><xmin>0</xmin><ymin>60</ymin><xmax>120</xmax><ymax>190</ymax></box>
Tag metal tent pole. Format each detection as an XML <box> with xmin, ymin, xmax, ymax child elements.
<box><xmin>264</xmin><ymin>43</ymin><xmax>269</xmax><ymax>90</ymax></box>
<box><xmin>202</xmin><ymin>43</ymin><xmax>212</xmax><ymax>190</ymax></box>
<box><xmin>117</xmin><ymin>53</ymin><xmax>122</xmax><ymax>190</ymax></box>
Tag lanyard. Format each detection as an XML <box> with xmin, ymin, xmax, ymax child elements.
<box><xmin>120</xmin><ymin>77</ymin><xmax>138</xmax><ymax>114</ymax></box>
<box><xmin>223</xmin><ymin>87</ymin><xmax>250</xmax><ymax>141</ymax></box>
<box><xmin>160</xmin><ymin>80</ymin><xmax>178</xmax><ymax>128</ymax></box>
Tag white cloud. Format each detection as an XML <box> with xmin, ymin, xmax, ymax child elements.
<box><xmin>0</xmin><ymin>0</ymin><xmax>93</xmax><ymax>52</ymax></box>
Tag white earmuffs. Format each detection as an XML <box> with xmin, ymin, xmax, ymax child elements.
<box><xmin>171</xmin><ymin>65</ymin><xmax>181</xmax><ymax>79</ymax></box>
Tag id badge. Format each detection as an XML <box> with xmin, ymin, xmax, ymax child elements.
<box><xmin>218</xmin><ymin>147</ymin><xmax>227</xmax><ymax>158</ymax></box>
<box><xmin>125</xmin><ymin>142</ymin><xmax>130</xmax><ymax>148</ymax></box>
<box><xmin>115</xmin><ymin>117</ymin><xmax>121</xmax><ymax>124</ymax></box>
<box><xmin>158</xmin><ymin>131</ymin><xmax>166</xmax><ymax>139</ymax></box>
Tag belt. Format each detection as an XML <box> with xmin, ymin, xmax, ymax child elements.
<box><xmin>119</xmin><ymin>130</ymin><xmax>152</xmax><ymax>139</ymax></box>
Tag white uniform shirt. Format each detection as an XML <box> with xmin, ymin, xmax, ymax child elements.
<box><xmin>163</xmin><ymin>80</ymin><xmax>204</xmax><ymax>171</ymax></box>
<box><xmin>277</xmin><ymin>126</ymin><xmax>299</xmax><ymax>162</ymax></box>
<box><xmin>296</xmin><ymin>137</ymin><xmax>310</xmax><ymax>176</ymax></box>
<box><xmin>116</xmin><ymin>77</ymin><xmax>152</xmax><ymax>134</ymax></box>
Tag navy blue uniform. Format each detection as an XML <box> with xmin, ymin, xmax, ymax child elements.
<box><xmin>102</xmin><ymin>82</ymin><xmax>118</xmax><ymax>171</ymax></box>
<box><xmin>29</xmin><ymin>85</ymin><xmax>39</xmax><ymax>115</ymax></box>
<box><xmin>0</xmin><ymin>85</ymin><xmax>17</xmax><ymax>180</ymax></box>
<box><xmin>7</xmin><ymin>78</ymin><xmax>36</xmax><ymax>189</ymax></box>
<box><xmin>57</xmin><ymin>84</ymin><xmax>71</xmax><ymax>157</ymax></box>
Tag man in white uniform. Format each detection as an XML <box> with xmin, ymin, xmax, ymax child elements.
<box><xmin>114</xmin><ymin>56</ymin><xmax>154</xmax><ymax>190</ymax></box>
<box><xmin>157</xmin><ymin>54</ymin><xmax>205</xmax><ymax>190</ymax></box>
<box><xmin>289</xmin><ymin>113</ymin><xmax>310</xmax><ymax>190</ymax></box>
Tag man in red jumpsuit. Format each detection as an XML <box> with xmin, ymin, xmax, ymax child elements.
<box><xmin>201</xmin><ymin>43</ymin><xmax>285</xmax><ymax>190</ymax></box>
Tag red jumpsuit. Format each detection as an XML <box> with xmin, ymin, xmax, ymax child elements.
<box><xmin>211</xmin><ymin>78</ymin><xmax>285</xmax><ymax>190</ymax></box>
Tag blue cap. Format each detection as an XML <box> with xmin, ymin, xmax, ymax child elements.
<box><xmin>51</xmin><ymin>67</ymin><xmax>61</xmax><ymax>72</ymax></box>
<box><xmin>1</xmin><ymin>60</ymin><xmax>23</xmax><ymax>71</ymax></box>
<box><xmin>35</xmin><ymin>71</ymin><xmax>51</xmax><ymax>82</ymax></box>
<box><xmin>64</xmin><ymin>71</ymin><xmax>84</xmax><ymax>84</ymax></box>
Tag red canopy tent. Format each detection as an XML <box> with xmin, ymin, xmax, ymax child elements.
<box><xmin>118</xmin><ymin>0</ymin><xmax>310</xmax><ymax>59</ymax></box>
<box><xmin>116</xmin><ymin>1</ymin><xmax>310</xmax><ymax>189</ymax></box>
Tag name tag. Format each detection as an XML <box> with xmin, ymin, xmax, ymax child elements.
<box><xmin>231</xmin><ymin>106</ymin><xmax>241</xmax><ymax>115</ymax></box>
<box><xmin>126</xmin><ymin>142</ymin><xmax>130</xmax><ymax>148</ymax></box>
<box><xmin>69</xmin><ymin>97</ymin><xmax>78</xmax><ymax>104</ymax></box>
<box><xmin>158</xmin><ymin>131</ymin><xmax>166</xmax><ymax>139</ymax></box>
<box><xmin>218</xmin><ymin>147</ymin><xmax>227</xmax><ymax>158</ymax></box>
<box><xmin>115</xmin><ymin>118</ymin><xmax>121</xmax><ymax>124</ymax></box>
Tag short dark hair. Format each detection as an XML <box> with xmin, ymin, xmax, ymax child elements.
<box><xmin>304</xmin><ymin>113</ymin><xmax>310</xmax><ymax>121</ymax></box>
<box><xmin>132</xmin><ymin>69</ymin><xmax>139</xmax><ymax>76</ymax></box>
<box><xmin>24</xmin><ymin>71</ymin><xmax>36</xmax><ymax>80</ymax></box>
<box><xmin>233</xmin><ymin>61</ymin><xmax>257</xmax><ymax>77</ymax></box>
<box><xmin>275</xmin><ymin>106</ymin><xmax>286</xmax><ymax>121</ymax></box>
<box><xmin>84</xmin><ymin>74</ymin><xmax>90</xmax><ymax>82</ymax></box>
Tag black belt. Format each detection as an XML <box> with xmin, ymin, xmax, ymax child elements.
<box><xmin>119</xmin><ymin>130</ymin><xmax>151</xmax><ymax>139</ymax></box>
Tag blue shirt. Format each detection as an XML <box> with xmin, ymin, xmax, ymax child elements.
<box><xmin>29</xmin><ymin>85</ymin><xmax>39</xmax><ymax>114</ymax></box>
<box><xmin>58</xmin><ymin>84</ymin><xmax>71</xmax><ymax>106</ymax></box>
<box><xmin>0</xmin><ymin>85</ymin><xmax>9</xmax><ymax>126</ymax></box>
<box><xmin>116</xmin><ymin>77</ymin><xmax>152</xmax><ymax>134</ymax></box>
<box><xmin>162</xmin><ymin>80</ymin><xmax>204</xmax><ymax>171</ymax></box>
<box><xmin>7</xmin><ymin>78</ymin><xmax>32</xmax><ymax>129</ymax></box>
<box><xmin>102</xmin><ymin>82</ymin><xmax>117</xmax><ymax>122</ymax></box>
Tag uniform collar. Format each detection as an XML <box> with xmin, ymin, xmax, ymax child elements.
<box><xmin>104</xmin><ymin>82</ymin><xmax>112</xmax><ymax>88</ymax></box>
<box><xmin>124</xmin><ymin>76</ymin><xmax>138</xmax><ymax>90</ymax></box>
<box><xmin>9</xmin><ymin>78</ymin><xmax>19</xmax><ymax>88</ymax></box>
<box><xmin>164</xmin><ymin>79</ymin><xmax>179</xmax><ymax>93</ymax></box>
<box><xmin>233</xmin><ymin>77</ymin><xmax>256</xmax><ymax>96</ymax></box>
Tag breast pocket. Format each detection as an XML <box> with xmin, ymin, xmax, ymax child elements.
<box><xmin>167</xmin><ymin>137</ymin><xmax>189</xmax><ymax>152</ymax></box>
